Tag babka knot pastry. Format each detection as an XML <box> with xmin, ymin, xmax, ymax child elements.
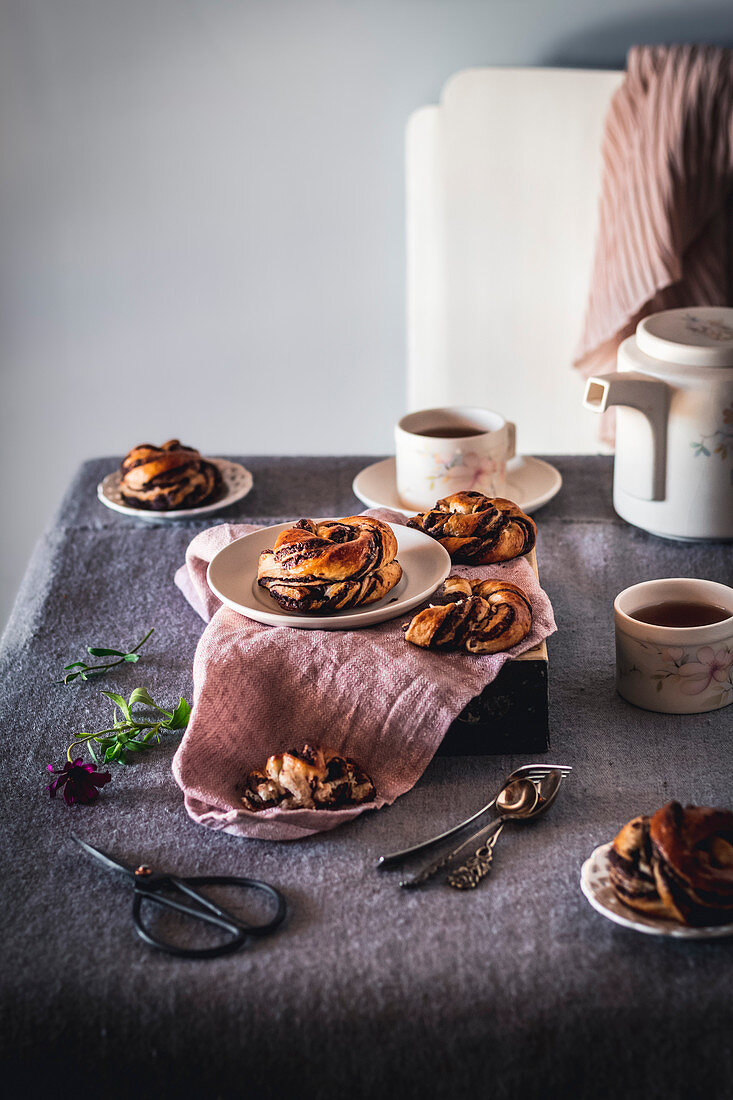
<box><xmin>609</xmin><ymin>802</ymin><xmax>733</xmax><ymax>926</ymax></box>
<box><xmin>241</xmin><ymin>745</ymin><xmax>375</xmax><ymax>811</ymax></box>
<box><xmin>119</xmin><ymin>439</ymin><xmax>222</xmax><ymax>511</ymax></box>
<box><xmin>607</xmin><ymin>815</ymin><xmax>669</xmax><ymax>918</ymax></box>
<box><xmin>407</xmin><ymin>491</ymin><xmax>536</xmax><ymax>564</ymax></box>
<box><xmin>405</xmin><ymin>575</ymin><xmax>532</xmax><ymax>654</ymax></box>
<box><xmin>258</xmin><ymin>516</ymin><xmax>402</xmax><ymax>613</ymax></box>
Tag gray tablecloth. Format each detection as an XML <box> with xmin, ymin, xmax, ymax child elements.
<box><xmin>1</xmin><ymin>457</ymin><xmax>731</xmax><ymax>1100</ymax></box>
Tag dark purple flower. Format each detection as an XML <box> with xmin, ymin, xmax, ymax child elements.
<box><xmin>47</xmin><ymin>758</ymin><xmax>111</xmax><ymax>805</ymax></box>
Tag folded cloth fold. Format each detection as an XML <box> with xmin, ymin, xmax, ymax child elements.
<box><xmin>172</xmin><ymin>509</ymin><xmax>556</xmax><ymax>840</ymax></box>
<box><xmin>575</xmin><ymin>45</ymin><xmax>733</xmax><ymax>445</ymax></box>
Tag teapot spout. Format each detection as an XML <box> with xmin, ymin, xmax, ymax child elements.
<box><xmin>583</xmin><ymin>372</ymin><xmax>670</xmax><ymax>501</ymax></box>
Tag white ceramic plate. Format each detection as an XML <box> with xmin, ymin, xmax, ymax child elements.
<box><xmin>97</xmin><ymin>459</ymin><xmax>253</xmax><ymax>521</ymax></box>
<box><xmin>207</xmin><ymin>520</ymin><xmax>451</xmax><ymax>630</ymax></box>
<box><xmin>352</xmin><ymin>455</ymin><xmax>562</xmax><ymax>516</ymax></box>
<box><xmin>580</xmin><ymin>842</ymin><xmax>733</xmax><ymax>939</ymax></box>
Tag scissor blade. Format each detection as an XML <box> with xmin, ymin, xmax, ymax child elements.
<box><xmin>72</xmin><ymin>834</ymin><xmax>137</xmax><ymax>879</ymax></box>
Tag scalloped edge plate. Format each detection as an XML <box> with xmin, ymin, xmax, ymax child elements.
<box><xmin>97</xmin><ymin>459</ymin><xmax>253</xmax><ymax>521</ymax></box>
<box><xmin>580</xmin><ymin>842</ymin><xmax>733</xmax><ymax>939</ymax></box>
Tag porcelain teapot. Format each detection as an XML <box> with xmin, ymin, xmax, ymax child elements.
<box><xmin>583</xmin><ymin>307</ymin><xmax>733</xmax><ymax>541</ymax></box>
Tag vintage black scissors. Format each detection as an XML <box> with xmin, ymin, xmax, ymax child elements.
<box><xmin>73</xmin><ymin>835</ymin><xmax>287</xmax><ymax>959</ymax></box>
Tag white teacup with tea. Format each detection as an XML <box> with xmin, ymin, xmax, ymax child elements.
<box><xmin>395</xmin><ymin>406</ymin><xmax>516</xmax><ymax>511</ymax></box>
<box><xmin>614</xmin><ymin>577</ymin><xmax>733</xmax><ymax>714</ymax></box>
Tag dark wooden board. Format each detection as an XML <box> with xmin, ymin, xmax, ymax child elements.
<box><xmin>439</xmin><ymin>547</ymin><xmax>550</xmax><ymax>755</ymax></box>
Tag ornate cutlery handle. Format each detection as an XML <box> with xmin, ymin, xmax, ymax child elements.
<box><xmin>447</xmin><ymin>824</ymin><xmax>505</xmax><ymax>890</ymax></box>
<box><xmin>400</xmin><ymin>818</ymin><xmax>503</xmax><ymax>889</ymax></box>
<box><xmin>400</xmin><ymin>847</ymin><xmax>457</xmax><ymax>889</ymax></box>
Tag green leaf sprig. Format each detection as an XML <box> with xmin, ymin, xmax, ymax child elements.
<box><xmin>67</xmin><ymin>687</ymin><xmax>192</xmax><ymax>766</ymax></box>
<box><xmin>56</xmin><ymin>628</ymin><xmax>154</xmax><ymax>684</ymax></box>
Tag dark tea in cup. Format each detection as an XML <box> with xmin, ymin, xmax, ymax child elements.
<box><xmin>414</xmin><ymin>426</ymin><xmax>481</xmax><ymax>438</ymax></box>
<box><xmin>629</xmin><ymin>601</ymin><xmax>730</xmax><ymax>628</ymax></box>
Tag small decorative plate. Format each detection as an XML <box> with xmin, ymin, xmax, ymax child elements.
<box><xmin>207</xmin><ymin>521</ymin><xmax>451</xmax><ymax>630</ymax></box>
<box><xmin>352</xmin><ymin>455</ymin><xmax>562</xmax><ymax>517</ymax></box>
<box><xmin>97</xmin><ymin>459</ymin><xmax>253</xmax><ymax>521</ymax></box>
<box><xmin>580</xmin><ymin>842</ymin><xmax>733</xmax><ymax>939</ymax></box>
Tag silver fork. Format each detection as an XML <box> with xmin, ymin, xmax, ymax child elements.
<box><xmin>376</xmin><ymin>763</ymin><xmax>572</xmax><ymax>869</ymax></box>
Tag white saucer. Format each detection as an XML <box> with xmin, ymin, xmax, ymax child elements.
<box><xmin>352</xmin><ymin>455</ymin><xmax>562</xmax><ymax>516</ymax></box>
<box><xmin>207</xmin><ymin>520</ymin><xmax>451</xmax><ymax>630</ymax></box>
<box><xmin>580</xmin><ymin>842</ymin><xmax>733</xmax><ymax>939</ymax></box>
<box><xmin>97</xmin><ymin>459</ymin><xmax>253</xmax><ymax>521</ymax></box>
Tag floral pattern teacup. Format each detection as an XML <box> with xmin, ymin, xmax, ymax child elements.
<box><xmin>615</xmin><ymin>578</ymin><xmax>733</xmax><ymax>714</ymax></box>
<box><xmin>395</xmin><ymin>406</ymin><xmax>516</xmax><ymax>511</ymax></box>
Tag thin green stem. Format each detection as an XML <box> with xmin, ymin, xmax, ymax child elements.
<box><xmin>93</xmin><ymin>628</ymin><xmax>155</xmax><ymax>672</ymax></box>
<box><xmin>57</xmin><ymin>628</ymin><xmax>154</xmax><ymax>685</ymax></box>
<box><xmin>128</xmin><ymin>627</ymin><xmax>155</xmax><ymax>654</ymax></box>
<box><xmin>66</xmin><ymin>732</ymin><xmax>99</xmax><ymax>761</ymax></box>
<box><xmin>67</xmin><ymin>723</ymin><xmax>164</xmax><ymax>761</ymax></box>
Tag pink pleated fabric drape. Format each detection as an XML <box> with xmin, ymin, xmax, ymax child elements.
<box><xmin>575</xmin><ymin>45</ymin><xmax>733</xmax><ymax>445</ymax></box>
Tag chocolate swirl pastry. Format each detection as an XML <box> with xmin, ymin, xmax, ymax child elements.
<box><xmin>608</xmin><ymin>816</ymin><xmax>672</xmax><ymax>918</ymax></box>
<box><xmin>407</xmin><ymin>491</ymin><xmax>536</xmax><ymax>564</ymax></box>
<box><xmin>259</xmin><ymin>560</ymin><xmax>402</xmax><ymax>613</ymax></box>
<box><xmin>119</xmin><ymin>440</ymin><xmax>222</xmax><ymax>511</ymax></box>
<box><xmin>257</xmin><ymin>516</ymin><xmax>402</xmax><ymax>613</ymax></box>
<box><xmin>241</xmin><ymin>745</ymin><xmax>375</xmax><ymax>811</ymax></box>
<box><xmin>258</xmin><ymin>516</ymin><xmax>398</xmax><ymax>581</ymax></box>
<box><xmin>609</xmin><ymin>802</ymin><xmax>733</xmax><ymax>926</ymax></box>
<box><xmin>405</xmin><ymin>575</ymin><xmax>532</xmax><ymax>654</ymax></box>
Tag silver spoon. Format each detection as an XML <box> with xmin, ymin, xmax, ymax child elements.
<box><xmin>377</xmin><ymin>763</ymin><xmax>572</xmax><ymax>869</ymax></box>
<box><xmin>447</xmin><ymin>769</ymin><xmax>565</xmax><ymax>890</ymax></box>
<box><xmin>400</xmin><ymin>777</ymin><xmax>540</xmax><ymax>889</ymax></box>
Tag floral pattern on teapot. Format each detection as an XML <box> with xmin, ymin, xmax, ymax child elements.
<box><xmin>684</xmin><ymin>313</ymin><xmax>733</xmax><ymax>342</ymax></box>
<box><xmin>690</xmin><ymin>402</ymin><xmax>733</xmax><ymax>470</ymax></box>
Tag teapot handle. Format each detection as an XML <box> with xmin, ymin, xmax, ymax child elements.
<box><xmin>583</xmin><ymin>372</ymin><xmax>670</xmax><ymax>501</ymax></box>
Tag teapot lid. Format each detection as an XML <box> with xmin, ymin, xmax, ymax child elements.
<box><xmin>637</xmin><ymin>308</ymin><xmax>733</xmax><ymax>367</ymax></box>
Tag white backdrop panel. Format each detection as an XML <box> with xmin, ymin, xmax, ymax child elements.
<box><xmin>407</xmin><ymin>67</ymin><xmax>624</xmax><ymax>455</ymax></box>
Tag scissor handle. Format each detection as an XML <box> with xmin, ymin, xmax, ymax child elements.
<box><xmin>132</xmin><ymin>874</ymin><xmax>287</xmax><ymax>959</ymax></box>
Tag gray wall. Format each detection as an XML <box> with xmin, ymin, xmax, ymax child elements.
<box><xmin>1</xmin><ymin>0</ymin><xmax>732</xmax><ymax>625</ymax></box>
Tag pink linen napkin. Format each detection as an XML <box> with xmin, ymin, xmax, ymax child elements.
<box><xmin>172</xmin><ymin>510</ymin><xmax>556</xmax><ymax>840</ymax></box>
<box><xmin>575</xmin><ymin>45</ymin><xmax>733</xmax><ymax>445</ymax></box>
